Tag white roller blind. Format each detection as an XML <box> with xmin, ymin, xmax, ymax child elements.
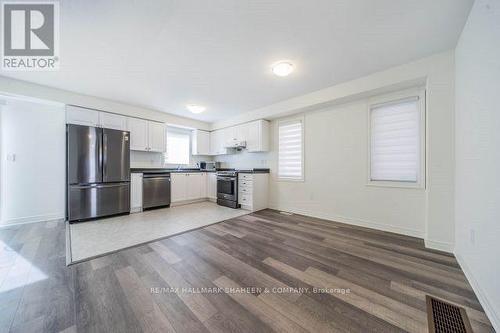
<box><xmin>165</xmin><ymin>128</ymin><xmax>190</xmax><ymax>165</ymax></box>
<box><xmin>278</xmin><ymin>119</ymin><xmax>303</xmax><ymax>180</ymax></box>
<box><xmin>370</xmin><ymin>98</ymin><xmax>420</xmax><ymax>182</ymax></box>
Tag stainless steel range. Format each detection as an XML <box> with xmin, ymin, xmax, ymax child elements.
<box><xmin>216</xmin><ymin>170</ymin><xmax>239</xmax><ymax>209</ymax></box>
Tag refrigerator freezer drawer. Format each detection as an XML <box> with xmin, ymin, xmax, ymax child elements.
<box><xmin>68</xmin><ymin>183</ymin><xmax>130</xmax><ymax>222</ymax></box>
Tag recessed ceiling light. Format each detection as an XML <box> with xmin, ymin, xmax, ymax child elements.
<box><xmin>272</xmin><ymin>61</ymin><xmax>294</xmax><ymax>77</ymax></box>
<box><xmin>186</xmin><ymin>104</ymin><xmax>206</xmax><ymax>114</ymax></box>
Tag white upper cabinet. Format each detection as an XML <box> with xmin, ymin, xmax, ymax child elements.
<box><xmin>148</xmin><ymin>121</ymin><xmax>166</xmax><ymax>152</ymax></box>
<box><xmin>127</xmin><ymin>118</ymin><xmax>165</xmax><ymax>152</ymax></box>
<box><xmin>208</xmin><ymin>120</ymin><xmax>269</xmax><ymax>155</ymax></box>
<box><xmin>210</xmin><ymin>130</ymin><xmax>226</xmax><ymax>155</ymax></box>
<box><xmin>223</xmin><ymin>126</ymin><xmax>237</xmax><ymax>146</ymax></box>
<box><xmin>67</xmin><ymin>106</ymin><xmax>127</xmax><ymax>132</ymax></box>
<box><xmin>236</xmin><ymin>123</ymin><xmax>249</xmax><ymax>143</ymax></box>
<box><xmin>127</xmin><ymin>117</ymin><xmax>149</xmax><ymax>151</ymax></box>
<box><xmin>99</xmin><ymin>112</ymin><xmax>127</xmax><ymax>131</ymax></box>
<box><xmin>246</xmin><ymin>120</ymin><xmax>269</xmax><ymax>152</ymax></box>
<box><xmin>192</xmin><ymin>130</ymin><xmax>210</xmax><ymax>155</ymax></box>
<box><xmin>66</xmin><ymin>105</ymin><xmax>99</xmax><ymax>127</ymax></box>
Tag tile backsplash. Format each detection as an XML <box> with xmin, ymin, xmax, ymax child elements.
<box><xmin>130</xmin><ymin>151</ymin><xmax>212</xmax><ymax>168</ymax></box>
<box><xmin>215</xmin><ymin>150</ymin><xmax>269</xmax><ymax>169</ymax></box>
<box><xmin>131</xmin><ymin>150</ymin><xmax>269</xmax><ymax>170</ymax></box>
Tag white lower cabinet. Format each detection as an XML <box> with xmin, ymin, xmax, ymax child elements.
<box><xmin>238</xmin><ymin>173</ymin><xmax>269</xmax><ymax>211</ymax></box>
<box><xmin>207</xmin><ymin>173</ymin><xmax>217</xmax><ymax>200</ymax></box>
<box><xmin>131</xmin><ymin>173</ymin><xmax>143</xmax><ymax>213</ymax></box>
<box><xmin>171</xmin><ymin>173</ymin><xmax>188</xmax><ymax>202</ymax></box>
<box><xmin>172</xmin><ymin>172</ymin><xmax>207</xmax><ymax>203</ymax></box>
<box><xmin>186</xmin><ymin>173</ymin><xmax>205</xmax><ymax>200</ymax></box>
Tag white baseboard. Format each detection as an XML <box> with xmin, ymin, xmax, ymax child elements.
<box><xmin>424</xmin><ymin>238</ymin><xmax>454</xmax><ymax>253</ymax></box>
<box><xmin>455</xmin><ymin>253</ymin><xmax>500</xmax><ymax>332</ymax></box>
<box><xmin>0</xmin><ymin>213</ymin><xmax>65</xmax><ymax>227</ymax></box>
<box><xmin>268</xmin><ymin>204</ymin><xmax>424</xmax><ymax>238</ymax></box>
<box><xmin>171</xmin><ymin>198</ymin><xmax>209</xmax><ymax>207</ymax></box>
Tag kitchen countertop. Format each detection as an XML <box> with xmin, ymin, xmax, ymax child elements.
<box><xmin>130</xmin><ymin>168</ymin><xmax>215</xmax><ymax>174</ymax></box>
<box><xmin>130</xmin><ymin>168</ymin><xmax>270</xmax><ymax>174</ymax></box>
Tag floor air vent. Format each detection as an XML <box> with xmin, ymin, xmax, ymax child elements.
<box><xmin>279</xmin><ymin>211</ymin><xmax>294</xmax><ymax>216</ymax></box>
<box><xmin>426</xmin><ymin>296</ymin><xmax>472</xmax><ymax>333</ymax></box>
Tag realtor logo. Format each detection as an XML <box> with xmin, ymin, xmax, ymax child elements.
<box><xmin>2</xmin><ymin>1</ymin><xmax>59</xmax><ymax>70</ymax></box>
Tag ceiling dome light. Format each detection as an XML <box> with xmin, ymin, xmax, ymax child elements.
<box><xmin>272</xmin><ymin>61</ymin><xmax>294</xmax><ymax>77</ymax></box>
<box><xmin>186</xmin><ymin>104</ymin><xmax>206</xmax><ymax>114</ymax></box>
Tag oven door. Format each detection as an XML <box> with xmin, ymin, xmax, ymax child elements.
<box><xmin>217</xmin><ymin>176</ymin><xmax>237</xmax><ymax>201</ymax></box>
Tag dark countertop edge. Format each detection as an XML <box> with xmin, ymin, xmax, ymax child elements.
<box><xmin>130</xmin><ymin>168</ymin><xmax>270</xmax><ymax>174</ymax></box>
<box><xmin>130</xmin><ymin>168</ymin><xmax>215</xmax><ymax>173</ymax></box>
<box><xmin>236</xmin><ymin>169</ymin><xmax>270</xmax><ymax>174</ymax></box>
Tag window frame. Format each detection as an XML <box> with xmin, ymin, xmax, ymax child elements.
<box><xmin>277</xmin><ymin>115</ymin><xmax>305</xmax><ymax>182</ymax></box>
<box><xmin>366</xmin><ymin>88</ymin><xmax>426</xmax><ymax>189</ymax></box>
<box><xmin>164</xmin><ymin>126</ymin><xmax>191</xmax><ymax>166</ymax></box>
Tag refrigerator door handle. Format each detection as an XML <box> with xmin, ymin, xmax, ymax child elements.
<box><xmin>143</xmin><ymin>176</ymin><xmax>170</xmax><ymax>181</ymax></box>
<box><xmin>72</xmin><ymin>184</ymin><xmax>96</xmax><ymax>189</ymax></box>
<box><xmin>95</xmin><ymin>183</ymin><xmax>129</xmax><ymax>189</ymax></box>
<box><xmin>72</xmin><ymin>183</ymin><xmax>128</xmax><ymax>189</ymax></box>
<box><xmin>102</xmin><ymin>131</ymin><xmax>107</xmax><ymax>181</ymax></box>
<box><xmin>98</xmin><ymin>128</ymin><xmax>104</xmax><ymax>182</ymax></box>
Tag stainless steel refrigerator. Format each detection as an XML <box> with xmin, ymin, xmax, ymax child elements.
<box><xmin>67</xmin><ymin>124</ymin><xmax>130</xmax><ymax>222</ymax></box>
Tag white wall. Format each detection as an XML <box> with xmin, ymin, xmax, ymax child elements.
<box><xmin>0</xmin><ymin>98</ymin><xmax>66</xmax><ymax>226</ymax></box>
<box><xmin>455</xmin><ymin>0</ymin><xmax>500</xmax><ymax>330</ymax></box>
<box><xmin>217</xmin><ymin>51</ymin><xmax>455</xmax><ymax>250</ymax></box>
<box><xmin>267</xmin><ymin>100</ymin><xmax>427</xmax><ymax>237</ymax></box>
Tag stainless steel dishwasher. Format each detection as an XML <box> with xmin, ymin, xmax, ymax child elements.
<box><xmin>142</xmin><ymin>173</ymin><xmax>171</xmax><ymax>210</ymax></box>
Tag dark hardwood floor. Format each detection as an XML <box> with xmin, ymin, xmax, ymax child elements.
<box><xmin>0</xmin><ymin>209</ymin><xmax>494</xmax><ymax>332</ymax></box>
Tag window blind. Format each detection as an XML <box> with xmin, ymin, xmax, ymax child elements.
<box><xmin>278</xmin><ymin>120</ymin><xmax>303</xmax><ymax>180</ymax></box>
<box><xmin>370</xmin><ymin>98</ymin><xmax>420</xmax><ymax>182</ymax></box>
<box><xmin>165</xmin><ymin>128</ymin><xmax>190</xmax><ymax>165</ymax></box>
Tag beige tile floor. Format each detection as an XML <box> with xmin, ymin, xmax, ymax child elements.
<box><xmin>68</xmin><ymin>201</ymin><xmax>248</xmax><ymax>263</ymax></box>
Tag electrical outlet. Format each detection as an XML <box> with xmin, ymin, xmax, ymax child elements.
<box><xmin>470</xmin><ymin>229</ymin><xmax>475</xmax><ymax>245</ymax></box>
<box><xmin>6</xmin><ymin>153</ymin><xmax>16</xmax><ymax>162</ymax></box>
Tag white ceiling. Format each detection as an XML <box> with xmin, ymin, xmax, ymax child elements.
<box><xmin>1</xmin><ymin>0</ymin><xmax>473</xmax><ymax>122</ymax></box>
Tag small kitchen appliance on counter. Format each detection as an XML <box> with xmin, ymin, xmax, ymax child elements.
<box><xmin>199</xmin><ymin>161</ymin><xmax>220</xmax><ymax>171</ymax></box>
